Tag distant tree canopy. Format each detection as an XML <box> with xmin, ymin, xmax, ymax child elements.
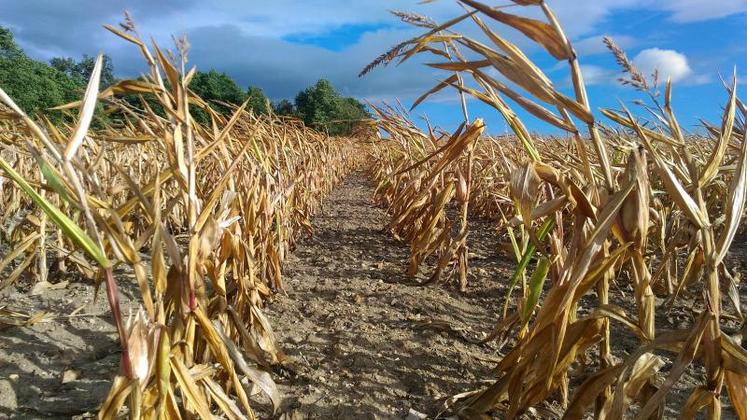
<box><xmin>50</xmin><ymin>54</ymin><xmax>116</xmax><ymax>88</ymax></box>
<box><xmin>189</xmin><ymin>69</ymin><xmax>246</xmax><ymax>117</ymax></box>
<box><xmin>0</xmin><ymin>26</ymin><xmax>368</xmax><ymax>136</ymax></box>
<box><xmin>246</xmin><ymin>85</ymin><xmax>269</xmax><ymax>115</ymax></box>
<box><xmin>294</xmin><ymin>79</ymin><xmax>370</xmax><ymax>136</ymax></box>
<box><xmin>187</xmin><ymin>72</ymin><xmax>271</xmax><ymax>123</ymax></box>
<box><xmin>273</xmin><ymin>99</ymin><xmax>295</xmax><ymax>116</ymax></box>
<box><xmin>0</xmin><ymin>27</ymin><xmax>21</xmax><ymax>59</ymax></box>
<box><xmin>0</xmin><ymin>26</ymin><xmax>81</xmax><ymax>116</ymax></box>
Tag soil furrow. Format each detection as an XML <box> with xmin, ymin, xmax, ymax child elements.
<box><xmin>265</xmin><ymin>173</ymin><xmax>507</xmax><ymax>419</ymax></box>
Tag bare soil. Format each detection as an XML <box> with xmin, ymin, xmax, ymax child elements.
<box><xmin>0</xmin><ymin>173</ymin><xmax>511</xmax><ymax>419</ymax></box>
<box><xmin>0</xmin><ymin>173</ymin><xmax>745</xmax><ymax>419</ymax></box>
<box><xmin>0</xmin><ymin>274</ymin><xmax>139</xmax><ymax>419</ymax></box>
<box><xmin>262</xmin><ymin>174</ymin><xmax>509</xmax><ymax>419</ymax></box>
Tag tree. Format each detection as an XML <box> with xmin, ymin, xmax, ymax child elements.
<box><xmin>246</xmin><ymin>85</ymin><xmax>269</xmax><ymax>115</ymax></box>
<box><xmin>294</xmin><ymin>79</ymin><xmax>369</xmax><ymax>136</ymax></box>
<box><xmin>0</xmin><ymin>26</ymin><xmax>22</xmax><ymax>59</ymax></box>
<box><xmin>0</xmin><ymin>26</ymin><xmax>81</xmax><ymax>117</ymax></box>
<box><xmin>188</xmin><ymin>69</ymin><xmax>247</xmax><ymax>123</ymax></box>
<box><xmin>295</xmin><ymin>79</ymin><xmax>337</xmax><ymax>129</ymax></box>
<box><xmin>48</xmin><ymin>57</ymin><xmax>76</xmax><ymax>76</ymax></box>
<box><xmin>50</xmin><ymin>54</ymin><xmax>116</xmax><ymax>88</ymax></box>
<box><xmin>335</xmin><ymin>96</ymin><xmax>370</xmax><ymax>136</ymax></box>
<box><xmin>273</xmin><ymin>99</ymin><xmax>295</xmax><ymax>116</ymax></box>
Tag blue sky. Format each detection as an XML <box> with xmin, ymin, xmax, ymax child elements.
<box><xmin>1</xmin><ymin>0</ymin><xmax>746</xmax><ymax>134</ymax></box>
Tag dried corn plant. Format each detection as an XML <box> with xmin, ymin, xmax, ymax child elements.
<box><xmin>0</xmin><ymin>20</ymin><xmax>358</xmax><ymax>418</ymax></box>
<box><xmin>363</xmin><ymin>0</ymin><xmax>747</xmax><ymax>418</ymax></box>
<box><xmin>369</xmin><ymin>102</ymin><xmax>483</xmax><ymax>289</ymax></box>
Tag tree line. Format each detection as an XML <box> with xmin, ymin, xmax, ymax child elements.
<box><xmin>0</xmin><ymin>26</ymin><xmax>369</xmax><ymax>136</ymax></box>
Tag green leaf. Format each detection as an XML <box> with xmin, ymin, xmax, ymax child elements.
<box><xmin>32</xmin><ymin>151</ymin><xmax>71</xmax><ymax>202</ymax></box>
<box><xmin>0</xmin><ymin>155</ymin><xmax>110</xmax><ymax>268</ymax></box>
<box><xmin>502</xmin><ymin>215</ymin><xmax>555</xmax><ymax>317</ymax></box>
<box><xmin>521</xmin><ymin>256</ymin><xmax>550</xmax><ymax>323</ymax></box>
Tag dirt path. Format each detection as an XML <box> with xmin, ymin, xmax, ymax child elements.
<box><xmin>0</xmin><ymin>173</ymin><xmax>510</xmax><ymax>419</ymax></box>
<box><xmin>3</xmin><ymin>172</ymin><xmax>743</xmax><ymax>418</ymax></box>
<box><xmin>264</xmin><ymin>174</ymin><xmax>508</xmax><ymax>419</ymax></box>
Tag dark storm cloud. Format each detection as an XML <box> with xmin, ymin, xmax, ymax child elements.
<box><xmin>0</xmin><ymin>1</ymin><xmax>444</xmax><ymax>101</ymax></box>
<box><xmin>0</xmin><ymin>0</ymin><xmax>197</xmax><ymax>55</ymax></box>
<box><xmin>2</xmin><ymin>1</ymin><xmax>744</xmax><ymax>105</ymax></box>
<box><xmin>183</xmin><ymin>24</ymin><xmax>440</xmax><ymax>100</ymax></box>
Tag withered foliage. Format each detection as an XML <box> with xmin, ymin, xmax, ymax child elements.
<box><xmin>0</xmin><ymin>22</ymin><xmax>360</xmax><ymax>418</ymax></box>
<box><xmin>363</xmin><ymin>1</ymin><xmax>747</xmax><ymax>418</ymax></box>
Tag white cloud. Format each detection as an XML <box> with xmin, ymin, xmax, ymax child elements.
<box><xmin>659</xmin><ymin>0</ymin><xmax>747</xmax><ymax>23</ymax></box>
<box><xmin>632</xmin><ymin>48</ymin><xmax>692</xmax><ymax>83</ymax></box>
<box><xmin>562</xmin><ymin>0</ymin><xmax>747</xmax><ymax>24</ymax></box>
<box><xmin>579</xmin><ymin>65</ymin><xmax>617</xmax><ymax>85</ymax></box>
<box><xmin>574</xmin><ymin>34</ymin><xmax>635</xmax><ymax>56</ymax></box>
<box><xmin>0</xmin><ymin>0</ymin><xmax>741</xmax><ymax>106</ymax></box>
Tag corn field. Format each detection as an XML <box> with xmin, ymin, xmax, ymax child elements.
<box><xmin>0</xmin><ymin>21</ymin><xmax>359</xmax><ymax>418</ymax></box>
<box><xmin>362</xmin><ymin>0</ymin><xmax>747</xmax><ymax>418</ymax></box>
<box><xmin>2</xmin><ymin>1</ymin><xmax>747</xmax><ymax>419</ymax></box>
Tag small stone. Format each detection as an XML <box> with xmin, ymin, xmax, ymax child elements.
<box><xmin>8</xmin><ymin>374</ymin><xmax>19</xmax><ymax>381</ymax></box>
<box><xmin>61</xmin><ymin>369</ymin><xmax>79</xmax><ymax>384</ymax></box>
<box><xmin>333</xmin><ymin>343</ymin><xmax>347</xmax><ymax>356</ymax></box>
<box><xmin>289</xmin><ymin>335</ymin><xmax>304</xmax><ymax>345</ymax></box>
<box><xmin>307</xmin><ymin>334</ymin><xmax>326</xmax><ymax>345</ymax></box>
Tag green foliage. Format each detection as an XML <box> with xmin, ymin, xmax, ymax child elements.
<box><xmin>295</xmin><ymin>79</ymin><xmax>337</xmax><ymax>128</ymax></box>
<box><xmin>187</xmin><ymin>73</ymin><xmax>271</xmax><ymax>122</ymax></box>
<box><xmin>189</xmin><ymin>69</ymin><xmax>247</xmax><ymax>123</ymax></box>
<box><xmin>0</xmin><ymin>26</ymin><xmax>81</xmax><ymax>117</ymax></box>
<box><xmin>0</xmin><ymin>27</ymin><xmax>22</xmax><ymax>59</ymax></box>
<box><xmin>273</xmin><ymin>99</ymin><xmax>296</xmax><ymax>117</ymax></box>
<box><xmin>0</xmin><ymin>155</ymin><xmax>110</xmax><ymax>268</ymax></box>
<box><xmin>247</xmin><ymin>85</ymin><xmax>269</xmax><ymax>115</ymax></box>
<box><xmin>0</xmin><ymin>26</ymin><xmax>366</xmax><ymax>135</ymax></box>
<box><xmin>50</xmin><ymin>54</ymin><xmax>116</xmax><ymax>88</ymax></box>
<box><xmin>48</xmin><ymin>54</ymin><xmax>117</xmax><ymax>127</ymax></box>
<box><xmin>294</xmin><ymin>79</ymin><xmax>369</xmax><ymax>136</ymax></box>
<box><xmin>335</xmin><ymin>96</ymin><xmax>370</xmax><ymax>136</ymax></box>
<box><xmin>121</xmin><ymin>89</ymin><xmax>167</xmax><ymax>119</ymax></box>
